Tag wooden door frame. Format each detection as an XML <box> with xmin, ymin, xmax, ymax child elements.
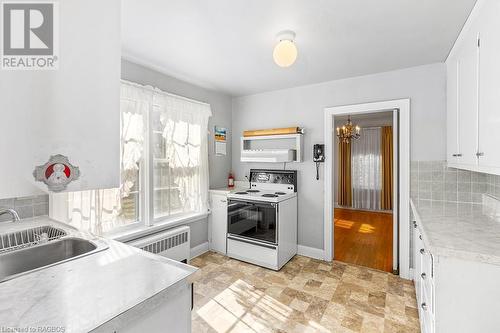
<box><xmin>323</xmin><ymin>99</ymin><xmax>411</xmax><ymax>279</ymax></box>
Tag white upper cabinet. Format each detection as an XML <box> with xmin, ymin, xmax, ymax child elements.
<box><xmin>0</xmin><ymin>0</ymin><xmax>121</xmax><ymax>199</ymax></box>
<box><xmin>446</xmin><ymin>55</ymin><xmax>460</xmax><ymax>163</ymax></box>
<box><xmin>446</xmin><ymin>0</ymin><xmax>500</xmax><ymax>175</ymax></box>
<box><xmin>478</xmin><ymin>1</ymin><xmax>500</xmax><ymax>169</ymax></box>
<box><xmin>457</xmin><ymin>24</ymin><xmax>479</xmax><ymax>167</ymax></box>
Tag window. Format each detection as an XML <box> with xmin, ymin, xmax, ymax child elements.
<box><xmin>151</xmin><ymin>94</ymin><xmax>209</xmax><ymax>220</ymax></box>
<box><xmin>351</xmin><ymin>127</ymin><xmax>382</xmax><ymax>210</ymax></box>
<box><xmin>50</xmin><ymin>81</ymin><xmax>211</xmax><ymax>236</ymax></box>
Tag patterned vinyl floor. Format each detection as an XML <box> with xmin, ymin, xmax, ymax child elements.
<box><xmin>190</xmin><ymin>252</ymin><xmax>420</xmax><ymax>333</ymax></box>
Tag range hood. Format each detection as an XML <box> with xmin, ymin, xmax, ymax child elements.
<box><xmin>240</xmin><ymin>149</ymin><xmax>296</xmax><ymax>163</ymax></box>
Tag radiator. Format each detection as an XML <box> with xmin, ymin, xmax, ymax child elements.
<box><xmin>128</xmin><ymin>226</ymin><xmax>190</xmax><ymax>263</ymax></box>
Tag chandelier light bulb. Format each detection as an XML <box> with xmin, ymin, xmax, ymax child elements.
<box><xmin>273</xmin><ymin>31</ymin><xmax>298</xmax><ymax>67</ymax></box>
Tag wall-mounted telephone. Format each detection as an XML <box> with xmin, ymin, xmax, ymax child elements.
<box><xmin>313</xmin><ymin>144</ymin><xmax>325</xmax><ymax>180</ymax></box>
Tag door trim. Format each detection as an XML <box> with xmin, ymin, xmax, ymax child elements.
<box><xmin>323</xmin><ymin>99</ymin><xmax>411</xmax><ymax>279</ymax></box>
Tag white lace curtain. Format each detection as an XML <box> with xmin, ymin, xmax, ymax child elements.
<box><xmin>351</xmin><ymin>127</ymin><xmax>382</xmax><ymax>210</ymax></box>
<box><xmin>153</xmin><ymin>91</ymin><xmax>211</xmax><ymax>216</ymax></box>
<box><xmin>120</xmin><ymin>83</ymin><xmax>150</xmax><ymax>198</ymax></box>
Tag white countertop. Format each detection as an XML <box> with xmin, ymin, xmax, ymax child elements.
<box><xmin>209</xmin><ymin>187</ymin><xmax>236</xmax><ymax>195</ymax></box>
<box><xmin>411</xmin><ymin>195</ymin><xmax>500</xmax><ymax>266</ymax></box>
<box><xmin>209</xmin><ymin>187</ymin><xmax>247</xmax><ymax>195</ymax></box>
<box><xmin>0</xmin><ymin>217</ymin><xmax>197</xmax><ymax>332</ymax></box>
<box><xmin>209</xmin><ymin>181</ymin><xmax>249</xmax><ymax>195</ymax></box>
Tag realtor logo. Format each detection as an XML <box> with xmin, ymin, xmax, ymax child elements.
<box><xmin>1</xmin><ymin>1</ymin><xmax>59</xmax><ymax>70</ymax></box>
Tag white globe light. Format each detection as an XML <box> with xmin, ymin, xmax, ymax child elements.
<box><xmin>273</xmin><ymin>32</ymin><xmax>297</xmax><ymax>67</ymax></box>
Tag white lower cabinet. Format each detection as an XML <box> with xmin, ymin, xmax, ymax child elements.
<box><xmin>208</xmin><ymin>192</ymin><xmax>228</xmax><ymax>254</ymax></box>
<box><xmin>412</xmin><ymin>206</ymin><xmax>500</xmax><ymax>333</ymax></box>
<box><xmin>94</xmin><ymin>282</ymin><xmax>193</xmax><ymax>332</ymax></box>
<box><xmin>412</xmin><ymin>220</ymin><xmax>435</xmax><ymax>333</ymax></box>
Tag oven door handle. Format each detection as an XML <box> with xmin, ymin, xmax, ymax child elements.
<box><xmin>227</xmin><ymin>200</ymin><xmax>254</xmax><ymax>208</ymax></box>
<box><xmin>227</xmin><ymin>202</ymin><xmax>245</xmax><ymax>209</ymax></box>
<box><xmin>227</xmin><ymin>234</ymin><xmax>277</xmax><ymax>250</ymax></box>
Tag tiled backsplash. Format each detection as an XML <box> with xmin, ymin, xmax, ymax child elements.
<box><xmin>0</xmin><ymin>194</ymin><xmax>49</xmax><ymax>222</ymax></box>
<box><xmin>486</xmin><ymin>174</ymin><xmax>500</xmax><ymax>199</ymax></box>
<box><xmin>411</xmin><ymin>161</ymin><xmax>499</xmax><ymax>203</ymax></box>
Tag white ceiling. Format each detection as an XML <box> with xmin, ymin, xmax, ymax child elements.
<box><xmin>122</xmin><ymin>0</ymin><xmax>476</xmax><ymax>96</ymax></box>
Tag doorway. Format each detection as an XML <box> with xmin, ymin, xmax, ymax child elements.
<box><xmin>323</xmin><ymin>99</ymin><xmax>411</xmax><ymax>279</ymax></box>
<box><xmin>333</xmin><ymin>111</ymin><xmax>395</xmax><ymax>272</ymax></box>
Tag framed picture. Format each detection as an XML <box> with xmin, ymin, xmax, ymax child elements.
<box><xmin>214</xmin><ymin>126</ymin><xmax>227</xmax><ymax>156</ymax></box>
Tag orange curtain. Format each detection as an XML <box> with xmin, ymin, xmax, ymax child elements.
<box><xmin>338</xmin><ymin>140</ymin><xmax>352</xmax><ymax>206</ymax></box>
<box><xmin>381</xmin><ymin>126</ymin><xmax>393</xmax><ymax>210</ymax></box>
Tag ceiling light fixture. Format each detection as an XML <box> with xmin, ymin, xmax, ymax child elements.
<box><xmin>273</xmin><ymin>30</ymin><xmax>298</xmax><ymax>68</ymax></box>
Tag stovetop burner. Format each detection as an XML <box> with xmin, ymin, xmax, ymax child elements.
<box><xmin>235</xmin><ymin>192</ymin><xmax>248</xmax><ymax>195</ymax></box>
<box><xmin>262</xmin><ymin>194</ymin><xmax>278</xmax><ymax>198</ymax></box>
<box><xmin>247</xmin><ymin>189</ymin><xmax>260</xmax><ymax>193</ymax></box>
<box><xmin>275</xmin><ymin>192</ymin><xmax>286</xmax><ymax>195</ymax></box>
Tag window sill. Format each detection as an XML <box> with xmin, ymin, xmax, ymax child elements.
<box><xmin>107</xmin><ymin>211</ymin><xmax>209</xmax><ymax>243</ymax></box>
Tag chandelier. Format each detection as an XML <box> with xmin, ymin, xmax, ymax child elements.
<box><xmin>336</xmin><ymin>116</ymin><xmax>360</xmax><ymax>143</ymax></box>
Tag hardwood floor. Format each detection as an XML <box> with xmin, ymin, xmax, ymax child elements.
<box><xmin>334</xmin><ymin>208</ymin><xmax>393</xmax><ymax>273</ymax></box>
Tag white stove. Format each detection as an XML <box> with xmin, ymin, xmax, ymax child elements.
<box><xmin>226</xmin><ymin>169</ymin><xmax>298</xmax><ymax>271</ymax></box>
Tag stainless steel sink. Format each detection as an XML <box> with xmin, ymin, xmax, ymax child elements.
<box><xmin>0</xmin><ymin>237</ymin><xmax>108</xmax><ymax>282</ymax></box>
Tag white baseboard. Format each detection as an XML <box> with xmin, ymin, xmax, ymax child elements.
<box><xmin>190</xmin><ymin>241</ymin><xmax>209</xmax><ymax>259</ymax></box>
<box><xmin>297</xmin><ymin>245</ymin><xmax>325</xmax><ymax>260</ymax></box>
<box><xmin>191</xmin><ymin>242</ymin><xmax>324</xmax><ymax>261</ymax></box>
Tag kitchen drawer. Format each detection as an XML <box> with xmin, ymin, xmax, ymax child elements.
<box><xmin>420</xmin><ymin>246</ymin><xmax>433</xmax><ymax>280</ymax></box>
<box><xmin>421</xmin><ymin>310</ymin><xmax>434</xmax><ymax>333</ymax></box>
<box><xmin>227</xmin><ymin>237</ymin><xmax>278</xmax><ymax>270</ymax></box>
<box><xmin>420</xmin><ymin>285</ymin><xmax>435</xmax><ymax>333</ymax></box>
<box><xmin>421</xmin><ymin>276</ymin><xmax>434</xmax><ymax>315</ymax></box>
<box><xmin>415</xmin><ymin>231</ymin><xmax>425</xmax><ymax>256</ymax></box>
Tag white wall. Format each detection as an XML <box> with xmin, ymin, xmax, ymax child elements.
<box><xmin>0</xmin><ymin>0</ymin><xmax>121</xmax><ymax>199</ymax></box>
<box><xmin>121</xmin><ymin>59</ymin><xmax>233</xmax><ymax>247</ymax></box>
<box><xmin>231</xmin><ymin>63</ymin><xmax>446</xmax><ymax>250</ymax></box>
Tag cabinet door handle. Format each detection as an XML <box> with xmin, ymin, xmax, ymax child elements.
<box><xmin>476</xmin><ymin>152</ymin><xmax>484</xmax><ymax>157</ymax></box>
<box><xmin>452</xmin><ymin>153</ymin><xmax>462</xmax><ymax>157</ymax></box>
<box><xmin>421</xmin><ymin>303</ymin><xmax>428</xmax><ymax>311</ymax></box>
<box><xmin>191</xmin><ymin>283</ymin><xmax>194</xmax><ymax>310</ymax></box>
<box><xmin>419</xmin><ymin>235</ymin><xmax>422</xmax><ymax>240</ymax></box>
<box><xmin>421</xmin><ymin>272</ymin><xmax>426</xmax><ymax>280</ymax></box>
<box><xmin>420</xmin><ymin>248</ymin><xmax>425</xmax><ymax>255</ymax></box>
<box><xmin>413</xmin><ymin>221</ymin><xmax>417</xmax><ymax>228</ymax></box>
